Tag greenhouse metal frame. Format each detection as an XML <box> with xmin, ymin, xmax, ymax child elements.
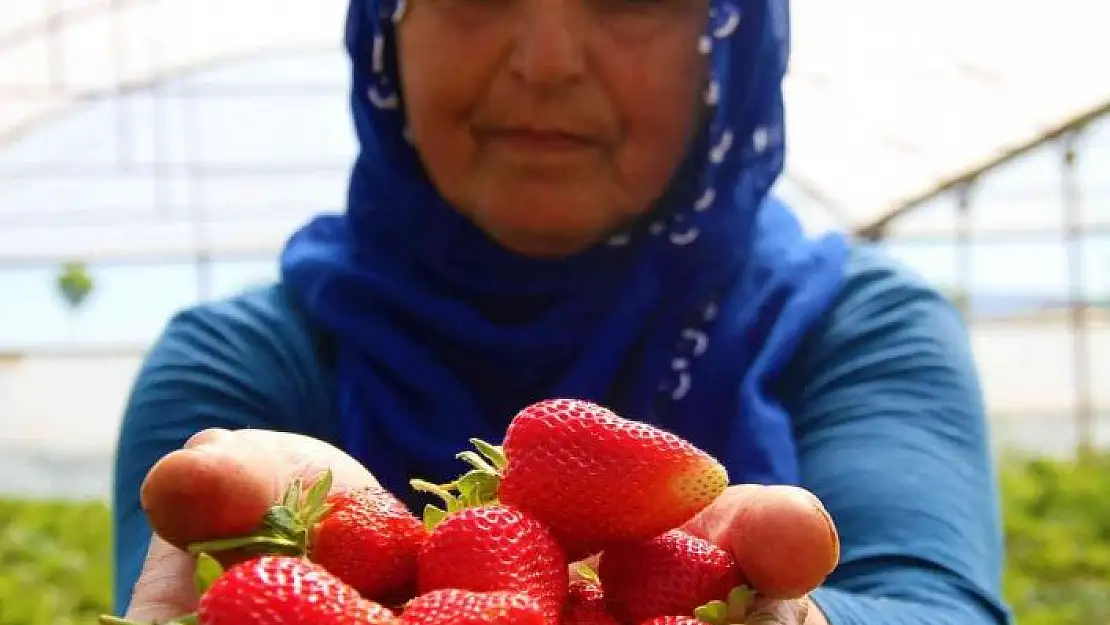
<box><xmin>2</xmin><ymin>0</ymin><xmax>1108</xmax><ymax>456</ymax></box>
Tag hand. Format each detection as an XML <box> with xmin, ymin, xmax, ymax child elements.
<box><xmin>119</xmin><ymin>428</ymin><xmax>380</xmax><ymax>623</ymax></box>
<box><xmin>682</xmin><ymin>484</ymin><xmax>840</xmax><ymax>625</ymax></box>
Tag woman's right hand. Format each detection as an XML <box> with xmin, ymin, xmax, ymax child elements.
<box><xmin>120</xmin><ymin>428</ymin><xmax>381</xmax><ymax>624</ymax></box>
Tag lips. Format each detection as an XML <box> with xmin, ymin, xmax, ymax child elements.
<box><xmin>483</xmin><ymin>127</ymin><xmax>598</xmax><ymax>153</ymax></box>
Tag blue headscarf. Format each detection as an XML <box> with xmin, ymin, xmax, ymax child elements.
<box><xmin>281</xmin><ymin>0</ymin><xmax>848</xmax><ymax>506</ymax></box>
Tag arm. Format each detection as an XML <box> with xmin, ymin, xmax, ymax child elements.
<box><xmin>111</xmin><ymin>288</ymin><xmax>332</xmax><ymax>614</ymax></box>
<box><xmin>783</xmin><ymin>247</ymin><xmax>1011</xmax><ymax>625</ymax></box>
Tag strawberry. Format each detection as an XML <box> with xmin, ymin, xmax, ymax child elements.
<box><xmin>441</xmin><ymin>398</ymin><xmax>728</xmax><ymax>559</ymax></box>
<box><xmin>99</xmin><ymin>554</ymin><xmax>396</xmax><ymax>625</ymax></box>
<box><xmin>412</xmin><ymin>503</ymin><xmax>568</xmax><ymax>625</ymax></box>
<box><xmin>637</xmin><ymin>585</ymin><xmax>758</xmax><ymax>625</ymax></box>
<box><xmin>599</xmin><ymin>529</ymin><xmax>743</xmax><ymax>624</ymax></box>
<box><xmin>563</xmin><ymin>579</ymin><xmax>621</xmax><ymax>625</ymax></box>
<box><xmin>400</xmin><ymin>589</ymin><xmax>545</xmax><ymax>625</ymax></box>
<box><xmin>308</xmin><ymin>485</ymin><xmax>428</xmax><ymax>603</ymax></box>
<box><xmin>199</xmin><ymin>556</ymin><xmax>397</xmax><ymax>625</ymax></box>
<box><xmin>188</xmin><ymin>470</ymin><xmax>427</xmax><ymax>601</ymax></box>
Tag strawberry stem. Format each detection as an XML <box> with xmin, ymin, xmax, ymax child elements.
<box><xmin>186</xmin><ymin>534</ymin><xmax>301</xmax><ymax>556</ymax></box>
<box><xmin>693</xmin><ymin>585</ymin><xmax>756</xmax><ymax>625</ymax></box>
<box><xmin>194</xmin><ymin>552</ymin><xmax>225</xmax><ymax>595</ymax></box>
<box><xmin>410</xmin><ymin>479</ymin><xmax>460</xmax><ymax>509</ymax></box>
<box><xmin>572</xmin><ymin>562</ymin><xmax>600</xmax><ymax>583</ymax></box>
<box><xmin>411</xmin><ymin>478</ymin><xmax>472</xmax><ymax>531</ymax></box>
<box><xmin>421</xmin><ymin>504</ymin><xmax>448</xmax><ymax>532</ymax></box>
<box><xmin>455</xmin><ymin>451</ymin><xmax>498</xmax><ymax>474</ymax></box>
<box><xmin>468</xmin><ymin>438</ymin><xmax>507</xmax><ymax>471</ymax></box>
<box><xmin>184</xmin><ymin>469</ymin><xmax>336</xmax><ymax>558</ymax></box>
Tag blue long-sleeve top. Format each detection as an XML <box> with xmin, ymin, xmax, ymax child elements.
<box><xmin>110</xmin><ymin>244</ymin><xmax>1011</xmax><ymax>624</ymax></box>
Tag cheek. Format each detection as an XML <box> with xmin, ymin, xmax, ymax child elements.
<box><xmin>609</xmin><ymin>48</ymin><xmax>707</xmax><ymax>191</ymax></box>
<box><xmin>395</xmin><ymin>22</ymin><xmax>489</xmax><ymax>178</ymax></box>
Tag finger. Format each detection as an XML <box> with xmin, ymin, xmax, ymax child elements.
<box><xmin>140</xmin><ymin>432</ymin><xmax>279</xmax><ymax>550</ymax></box>
<box><xmin>141</xmin><ymin>429</ymin><xmax>379</xmax><ymax>551</ymax></box>
<box><xmin>123</xmin><ymin>536</ymin><xmax>201</xmax><ymax>622</ymax></box>
<box><xmin>683</xmin><ymin>484</ymin><xmax>764</xmax><ymax>545</ymax></box>
<box><xmin>183</xmin><ymin>427</ymin><xmax>231</xmax><ymax>449</ymax></box>
<box><xmin>684</xmin><ymin>485</ymin><xmax>839</xmax><ymax>599</ymax></box>
<box><xmin>745</xmin><ymin>596</ymin><xmax>812</xmax><ymax>625</ymax></box>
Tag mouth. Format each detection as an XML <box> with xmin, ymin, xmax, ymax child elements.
<box><xmin>480</xmin><ymin>126</ymin><xmax>599</xmax><ymax>154</ymax></box>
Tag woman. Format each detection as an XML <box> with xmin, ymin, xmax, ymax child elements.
<box><xmin>110</xmin><ymin>0</ymin><xmax>1012</xmax><ymax>622</ymax></box>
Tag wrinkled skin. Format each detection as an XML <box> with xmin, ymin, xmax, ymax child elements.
<box><xmin>396</xmin><ymin>0</ymin><xmax>709</xmax><ymax>257</ymax></box>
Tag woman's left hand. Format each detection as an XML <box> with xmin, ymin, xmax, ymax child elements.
<box><xmin>682</xmin><ymin>484</ymin><xmax>841</xmax><ymax>625</ymax></box>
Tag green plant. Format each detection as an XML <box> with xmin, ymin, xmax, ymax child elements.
<box><xmin>0</xmin><ymin>499</ymin><xmax>112</xmax><ymax>625</ymax></box>
<box><xmin>999</xmin><ymin>453</ymin><xmax>1110</xmax><ymax>624</ymax></box>
<box><xmin>55</xmin><ymin>261</ymin><xmax>95</xmax><ymax>311</ymax></box>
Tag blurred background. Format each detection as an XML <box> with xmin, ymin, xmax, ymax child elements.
<box><xmin>1</xmin><ymin>0</ymin><xmax>1108</xmax><ymax>623</ymax></box>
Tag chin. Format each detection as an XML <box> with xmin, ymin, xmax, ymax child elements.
<box><xmin>486</xmin><ymin>225</ymin><xmax>604</xmax><ymax>259</ymax></box>
<box><xmin>460</xmin><ymin>181</ymin><xmax>631</xmax><ymax>258</ymax></box>
<box><xmin>478</xmin><ymin>212</ymin><xmax>614</xmax><ymax>259</ymax></box>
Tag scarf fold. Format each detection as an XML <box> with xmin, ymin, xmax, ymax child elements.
<box><xmin>281</xmin><ymin>0</ymin><xmax>849</xmax><ymax>507</ymax></box>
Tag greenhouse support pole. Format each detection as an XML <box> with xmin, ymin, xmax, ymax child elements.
<box><xmin>955</xmin><ymin>182</ymin><xmax>975</xmax><ymax>317</ymax></box>
<box><xmin>1061</xmin><ymin>130</ymin><xmax>1092</xmax><ymax>460</ymax></box>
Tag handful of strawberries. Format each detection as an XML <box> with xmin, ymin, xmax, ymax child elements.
<box><xmin>100</xmin><ymin>398</ymin><xmax>839</xmax><ymax>625</ymax></box>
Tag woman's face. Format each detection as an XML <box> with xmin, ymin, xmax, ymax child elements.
<box><xmin>396</xmin><ymin>0</ymin><xmax>710</xmax><ymax>258</ymax></box>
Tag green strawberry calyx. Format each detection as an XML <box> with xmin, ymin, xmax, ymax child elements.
<box><xmin>186</xmin><ymin>469</ymin><xmax>336</xmax><ymax>558</ymax></box>
<box><xmin>693</xmin><ymin>585</ymin><xmax>757</xmax><ymax>625</ymax></box>
<box><xmin>96</xmin><ymin>554</ymin><xmax>225</xmax><ymax>625</ymax></box>
<box><xmin>572</xmin><ymin>561</ymin><xmax>600</xmax><ymax>583</ymax></box>
<box><xmin>408</xmin><ymin>438</ymin><xmax>507</xmax><ymax>531</ymax></box>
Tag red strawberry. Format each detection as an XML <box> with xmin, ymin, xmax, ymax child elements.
<box><xmin>599</xmin><ymin>529</ymin><xmax>743</xmax><ymax>624</ymax></box>
<box><xmin>563</xmin><ymin>579</ymin><xmax>621</xmax><ymax>625</ymax></box>
<box><xmin>198</xmin><ymin>556</ymin><xmax>397</xmax><ymax>625</ymax></box>
<box><xmin>443</xmin><ymin>398</ymin><xmax>728</xmax><ymax>559</ymax></box>
<box><xmin>99</xmin><ymin>554</ymin><xmax>397</xmax><ymax>625</ymax></box>
<box><xmin>309</xmin><ymin>485</ymin><xmax>428</xmax><ymax>602</ymax></box>
<box><xmin>414</xmin><ymin>504</ymin><xmax>568</xmax><ymax>625</ymax></box>
<box><xmin>400</xmin><ymin>589</ymin><xmax>545</xmax><ymax>625</ymax></box>
<box><xmin>188</xmin><ymin>470</ymin><xmax>427</xmax><ymax>601</ymax></box>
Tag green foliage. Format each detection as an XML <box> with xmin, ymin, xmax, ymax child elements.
<box><xmin>56</xmin><ymin>261</ymin><xmax>95</xmax><ymax>310</ymax></box>
<box><xmin>1</xmin><ymin>455</ymin><xmax>1109</xmax><ymax>624</ymax></box>
<box><xmin>0</xmin><ymin>499</ymin><xmax>112</xmax><ymax>625</ymax></box>
<box><xmin>999</xmin><ymin>453</ymin><xmax>1110</xmax><ymax>624</ymax></box>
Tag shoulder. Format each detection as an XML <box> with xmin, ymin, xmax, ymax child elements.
<box><xmin>161</xmin><ymin>282</ymin><xmax>318</xmax><ymax>348</ymax></box>
<box><xmin>803</xmin><ymin>242</ymin><xmax>969</xmax><ymax>367</ymax></box>
<box><xmin>131</xmin><ymin>283</ymin><xmax>337</xmax><ymax>438</ymax></box>
<box><xmin>780</xmin><ymin>241</ymin><xmax>981</xmax><ymax>422</ymax></box>
<box><xmin>833</xmin><ymin>242</ymin><xmax>956</xmax><ymax>324</ymax></box>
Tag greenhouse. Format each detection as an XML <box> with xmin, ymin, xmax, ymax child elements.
<box><xmin>3</xmin><ymin>1</ymin><xmax>1110</xmax><ymax>624</ymax></box>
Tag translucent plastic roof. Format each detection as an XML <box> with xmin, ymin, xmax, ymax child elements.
<box><xmin>1</xmin><ymin>0</ymin><xmax>1108</xmax><ymax>261</ymax></box>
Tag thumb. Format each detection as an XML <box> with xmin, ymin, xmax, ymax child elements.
<box><xmin>140</xmin><ymin>428</ymin><xmax>379</xmax><ymax>552</ymax></box>
<box><xmin>684</xmin><ymin>484</ymin><xmax>840</xmax><ymax>599</ymax></box>
<box><xmin>123</xmin><ymin>536</ymin><xmax>201</xmax><ymax>622</ymax></box>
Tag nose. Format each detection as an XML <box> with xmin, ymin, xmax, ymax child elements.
<box><xmin>508</xmin><ymin>0</ymin><xmax>585</xmax><ymax>90</ymax></box>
